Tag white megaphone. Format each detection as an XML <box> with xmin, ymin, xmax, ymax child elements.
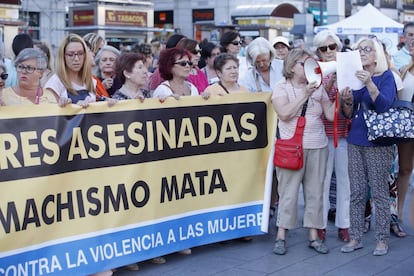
<box><xmin>303</xmin><ymin>57</ymin><xmax>337</xmax><ymax>87</ymax></box>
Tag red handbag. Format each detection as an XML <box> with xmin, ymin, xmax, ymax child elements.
<box><xmin>273</xmin><ymin>100</ymin><xmax>308</xmax><ymax>170</ymax></box>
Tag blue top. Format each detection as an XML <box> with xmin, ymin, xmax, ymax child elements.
<box><xmin>392</xmin><ymin>47</ymin><xmax>410</xmax><ymax>71</ymax></box>
<box><xmin>347</xmin><ymin>70</ymin><xmax>396</xmax><ymax>147</ymax></box>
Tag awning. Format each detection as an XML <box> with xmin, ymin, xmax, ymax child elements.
<box><xmin>232</xmin><ymin>5</ymin><xmax>277</xmax><ymax>17</ymax></box>
<box><xmin>232</xmin><ymin>3</ymin><xmax>301</xmax><ymax>18</ymax></box>
<box><xmin>63</xmin><ymin>25</ymin><xmax>175</xmax><ymax>33</ymax></box>
<box><xmin>290</xmin><ymin>25</ymin><xmax>305</xmax><ymax>35</ymax></box>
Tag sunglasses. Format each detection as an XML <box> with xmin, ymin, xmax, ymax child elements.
<box><xmin>230</xmin><ymin>40</ymin><xmax>242</xmax><ymax>46</ymax></box>
<box><xmin>192</xmin><ymin>49</ymin><xmax>202</xmax><ymax>55</ymax></box>
<box><xmin>318</xmin><ymin>43</ymin><xmax>337</xmax><ymax>52</ymax></box>
<box><xmin>357</xmin><ymin>46</ymin><xmax>374</xmax><ymax>53</ymax></box>
<box><xmin>174</xmin><ymin>60</ymin><xmax>193</xmax><ymax>67</ymax></box>
<box><xmin>0</xmin><ymin>73</ymin><xmax>8</xmax><ymax>80</ymax></box>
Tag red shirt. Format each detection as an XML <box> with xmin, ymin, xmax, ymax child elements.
<box><xmin>322</xmin><ymin>75</ymin><xmax>350</xmax><ymax>138</ymax></box>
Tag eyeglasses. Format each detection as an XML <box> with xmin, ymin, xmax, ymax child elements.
<box><xmin>192</xmin><ymin>49</ymin><xmax>202</xmax><ymax>55</ymax></box>
<box><xmin>318</xmin><ymin>43</ymin><xmax>337</xmax><ymax>52</ymax></box>
<box><xmin>174</xmin><ymin>60</ymin><xmax>193</xmax><ymax>67</ymax></box>
<box><xmin>230</xmin><ymin>40</ymin><xmax>242</xmax><ymax>46</ymax></box>
<box><xmin>16</xmin><ymin>64</ymin><xmax>42</xmax><ymax>74</ymax></box>
<box><xmin>0</xmin><ymin>73</ymin><xmax>8</xmax><ymax>80</ymax></box>
<box><xmin>65</xmin><ymin>51</ymin><xmax>85</xmax><ymax>59</ymax></box>
<box><xmin>357</xmin><ymin>46</ymin><xmax>374</xmax><ymax>53</ymax></box>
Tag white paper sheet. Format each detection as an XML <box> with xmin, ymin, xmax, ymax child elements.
<box><xmin>336</xmin><ymin>51</ymin><xmax>364</xmax><ymax>92</ymax></box>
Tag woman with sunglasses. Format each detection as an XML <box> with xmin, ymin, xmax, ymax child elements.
<box><xmin>219</xmin><ymin>31</ymin><xmax>248</xmax><ymax>77</ymax></box>
<box><xmin>176</xmin><ymin>38</ymin><xmax>209</xmax><ymax>94</ymax></box>
<box><xmin>0</xmin><ymin>48</ymin><xmax>57</xmax><ymax>105</ymax></box>
<box><xmin>0</xmin><ymin>62</ymin><xmax>7</xmax><ymax>90</ymax></box>
<box><xmin>153</xmin><ymin>47</ymin><xmax>198</xmax><ymax>99</ymax></box>
<box><xmin>313</xmin><ymin>30</ymin><xmax>351</xmax><ymax>244</ymax></box>
<box><xmin>220</xmin><ymin>31</ymin><xmax>242</xmax><ymax>57</ymax></box>
<box><xmin>340</xmin><ymin>37</ymin><xmax>396</xmax><ymax>256</ymax></box>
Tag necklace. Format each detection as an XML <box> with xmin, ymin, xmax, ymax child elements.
<box><xmin>14</xmin><ymin>86</ymin><xmax>41</xmax><ymax>104</ymax></box>
<box><xmin>119</xmin><ymin>84</ymin><xmax>140</xmax><ymax>99</ymax></box>
<box><xmin>168</xmin><ymin>80</ymin><xmax>191</xmax><ymax>96</ymax></box>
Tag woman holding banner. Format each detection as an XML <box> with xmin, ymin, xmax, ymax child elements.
<box><xmin>203</xmin><ymin>53</ymin><xmax>249</xmax><ymax>96</ymax></box>
<box><xmin>110</xmin><ymin>51</ymin><xmax>170</xmax><ymax>271</ymax></box>
<box><xmin>45</xmin><ymin>33</ymin><xmax>115</xmax><ymax>108</ymax></box>
<box><xmin>0</xmin><ymin>48</ymin><xmax>57</xmax><ymax>105</ymax></box>
<box><xmin>271</xmin><ymin>48</ymin><xmax>336</xmax><ymax>255</ymax></box>
<box><xmin>153</xmin><ymin>47</ymin><xmax>199</xmax><ymax>99</ymax></box>
<box><xmin>313</xmin><ymin>30</ymin><xmax>351</xmax><ymax>243</ymax></box>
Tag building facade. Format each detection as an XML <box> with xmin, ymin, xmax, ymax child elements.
<box><xmin>1</xmin><ymin>0</ymin><xmax>414</xmax><ymax>58</ymax></box>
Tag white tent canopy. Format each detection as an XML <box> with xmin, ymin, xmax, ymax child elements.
<box><xmin>314</xmin><ymin>3</ymin><xmax>403</xmax><ymax>35</ymax></box>
<box><xmin>314</xmin><ymin>3</ymin><xmax>403</xmax><ymax>53</ymax></box>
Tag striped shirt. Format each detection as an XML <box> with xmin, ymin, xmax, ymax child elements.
<box><xmin>321</xmin><ymin>75</ymin><xmax>350</xmax><ymax>138</ymax></box>
<box><xmin>272</xmin><ymin>80</ymin><xmax>331</xmax><ymax>149</ymax></box>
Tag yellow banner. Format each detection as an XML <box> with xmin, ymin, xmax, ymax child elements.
<box><xmin>0</xmin><ymin>93</ymin><xmax>276</xmax><ymax>275</ymax></box>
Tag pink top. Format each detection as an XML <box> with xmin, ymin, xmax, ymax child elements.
<box><xmin>272</xmin><ymin>80</ymin><xmax>330</xmax><ymax>149</ymax></box>
<box><xmin>187</xmin><ymin>67</ymin><xmax>209</xmax><ymax>94</ymax></box>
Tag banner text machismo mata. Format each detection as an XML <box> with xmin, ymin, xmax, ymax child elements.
<box><xmin>0</xmin><ymin>93</ymin><xmax>276</xmax><ymax>275</ymax></box>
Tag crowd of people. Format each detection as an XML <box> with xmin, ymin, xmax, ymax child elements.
<box><xmin>0</xmin><ymin>26</ymin><xmax>413</xmax><ymax>273</ymax></box>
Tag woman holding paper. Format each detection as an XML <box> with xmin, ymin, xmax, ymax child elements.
<box><xmin>340</xmin><ymin>37</ymin><xmax>396</xmax><ymax>256</ymax></box>
<box><xmin>271</xmin><ymin>48</ymin><xmax>336</xmax><ymax>255</ymax></box>
<box><xmin>313</xmin><ymin>30</ymin><xmax>351</xmax><ymax>243</ymax></box>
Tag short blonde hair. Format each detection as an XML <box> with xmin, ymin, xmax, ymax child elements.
<box><xmin>282</xmin><ymin>48</ymin><xmax>313</xmax><ymax>80</ymax></box>
<box><xmin>354</xmin><ymin>37</ymin><xmax>388</xmax><ymax>74</ymax></box>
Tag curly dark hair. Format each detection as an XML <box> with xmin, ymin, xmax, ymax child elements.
<box><xmin>158</xmin><ymin>47</ymin><xmax>191</xmax><ymax>80</ymax></box>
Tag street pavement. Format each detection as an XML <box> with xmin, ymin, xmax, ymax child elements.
<box><xmin>115</xmin><ymin>185</ymin><xmax>414</xmax><ymax>276</ymax></box>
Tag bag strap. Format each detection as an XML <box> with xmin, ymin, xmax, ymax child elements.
<box><xmin>392</xmin><ymin>100</ymin><xmax>414</xmax><ymax>111</ymax></box>
<box><xmin>218</xmin><ymin>81</ymin><xmax>230</xmax><ymax>94</ymax></box>
<box><xmin>276</xmin><ymin>99</ymin><xmax>309</xmax><ymax>139</ymax></box>
<box><xmin>161</xmin><ymin>82</ymin><xmax>175</xmax><ymax>93</ymax></box>
<box><xmin>254</xmin><ymin>70</ymin><xmax>262</xmax><ymax>92</ymax></box>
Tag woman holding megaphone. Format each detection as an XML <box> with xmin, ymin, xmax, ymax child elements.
<box><xmin>313</xmin><ymin>30</ymin><xmax>351</xmax><ymax>244</ymax></box>
<box><xmin>271</xmin><ymin>48</ymin><xmax>336</xmax><ymax>255</ymax></box>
